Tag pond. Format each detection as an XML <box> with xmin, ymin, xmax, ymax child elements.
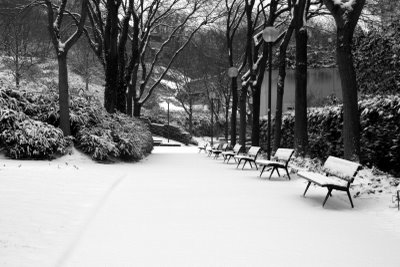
<box><xmin>260</xmin><ymin>68</ymin><xmax>342</xmax><ymax>117</ymax></box>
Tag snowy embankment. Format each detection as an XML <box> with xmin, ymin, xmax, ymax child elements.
<box><xmin>1</xmin><ymin>146</ymin><xmax>400</xmax><ymax>266</ymax></box>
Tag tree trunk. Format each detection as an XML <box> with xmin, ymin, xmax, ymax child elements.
<box><xmin>225</xmin><ymin>97</ymin><xmax>229</xmax><ymax>141</ymax></box>
<box><xmin>104</xmin><ymin>62</ymin><xmax>118</xmax><ymax>113</ymax></box>
<box><xmin>294</xmin><ymin>0</ymin><xmax>308</xmax><ymax>156</ymax></box>
<box><xmin>273</xmin><ymin>25</ymin><xmax>294</xmax><ymax>151</ymax></box>
<box><xmin>116</xmin><ymin>55</ymin><xmax>126</xmax><ymax>113</ymax></box>
<box><xmin>230</xmin><ymin>77</ymin><xmax>238</xmax><ymax>146</ymax></box>
<box><xmin>133</xmin><ymin>97</ymin><xmax>141</xmax><ymax>117</ymax></box>
<box><xmin>189</xmin><ymin>99</ymin><xmax>193</xmax><ymax>136</ymax></box>
<box><xmin>322</xmin><ymin>0</ymin><xmax>365</xmax><ymax>161</ymax></box>
<box><xmin>57</xmin><ymin>53</ymin><xmax>71</xmax><ymax>136</ymax></box>
<box><xmin>251</xmin><ymin>85</ymin><xmax>260</xmax><ymax>146</ymax></box>
<box><xmin>103</xmin><ymin>1</ymin><xmax>119</xmax><ymax>113</ymax></box>
<box><xmin>239</xmin><ymin>86</ymin><xmax>247</xmax><ymax>147</ymax></box>
<box><xmin>127</xmin><ymin>65</ymin><xmax>139</xmax><ymax>116</ymax></box>
<box><xmin>85</xmin><ymin>78</ymin><xmax>89</xmax><ymax>92</ymax></box>
<box><xmin>15</xmin><ymin>43</ymin><xmax>20</xmax><ymax>88</ymax></box>
<box><xmin>273</xmin><ymin>67</ymin><xmax>285</xmax><ymax>151</ymax></box>
<box><xmin>337</xmin><ymin>29</ymin><xmax>360</xmax><ymax>160</ymax></box>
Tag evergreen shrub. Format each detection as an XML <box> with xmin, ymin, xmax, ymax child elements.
<box><xmin>260</xmin><ymin>95</ymin><xmax>400</xmax><ymax>175</ymax></box>
<box><xmin>0</xmin><ymin>88</ymin><xmax>153</xmax><ymax>162</ymax></box>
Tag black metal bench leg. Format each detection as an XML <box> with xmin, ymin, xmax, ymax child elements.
<box><xmin>323</xmin><ymin>187</ymin><xmax>333</xmax><ymax>207</ymax></box>
<box><xmin>260</xmin><ymin>165</ymin><xmax>266</xmax><ymax>177</ymax></box>
<box><xmin>269</xmin><ymin>167</ymin><xmax>276</xmax><ymax>179</ymax></box>
<box><xmin>254</xmin><ymin>162</ymin><xmax>258</xmax><ymax>170</ymax></box>
<box><xmin>397</xmin><ymin>190</ymin><xmax>400</xmax><ymax>211</ymax></box>
<box><xmin>346</xmin><ymin>189</ymin><xmax>354</xmax><ymax>208</ymax></box>
<box><xmin>285</xmin><ymin>167</ymin><xmax>291</xmax><ymax>180</ymax></box>
<box><xmin>249</xmin><ymin>161</ymin><xmax>253</xmax><ymax>169</ymax></box>
<box><xmin>303</xmin><ymin>182</ymin><xmax>311</xmax><ymax>196</ymax></box>
<box><xmin>276</xmin><ymin>168</ymin><xmax>281</xmax><ymax>177</ymax></box>
<box><xmin>236</xmin><ymin>159</ymin><xmax>241</xmax><ymax>168</ymax></box>
<box><xmin>242</xmin><ymin>160</ymin><xmax>247</xmax><ymax>170</ymax></box>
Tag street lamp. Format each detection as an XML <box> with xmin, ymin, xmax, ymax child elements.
<box><xmin>167</xmin><ymin>100</ymin><xmax>170</xmax><ymax>143</ymax></box>
<box><xmin>228</xmin><ymin>67</ymin><xmax>239</xmax><ymax>78</ymax></box>
<box><xmin>262</xmin><ymin>26</ymin><xmax>279</xmax><ymax>160</ymax></box>
<box><xmin>209</xmin><ymin>91</ymin><xmax>217</xmax><ymax>146</ymax></box>
<box><xmin>227</xmin><ymin>67</ymin><xmax>239</xmax><ymax>146</ymax></box>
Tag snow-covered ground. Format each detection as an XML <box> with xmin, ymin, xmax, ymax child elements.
<box><xmin>1</xmin><ymin>146</ymin><xmax>400</xmax><ymax>266</ymax></box>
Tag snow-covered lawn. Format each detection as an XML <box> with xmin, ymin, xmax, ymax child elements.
<box><xmin>1</xmin><ymin>146</ymin><xmax>400</xmax><ymax>266</ymax></box>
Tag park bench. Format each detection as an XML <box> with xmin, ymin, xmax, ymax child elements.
<box><xmin>221</xmin><ymin>144</ymin><xmax>242</xmax><ymax>163</ymax></box>
<box><xmin>198</xmin><ymin>143</ymin><xmax>209</xmax><ymax>153</ymax></box>
<box><xmin>298</xmin><ymin>156</ymin><xmax>361</xmax><ymax>208</ymax></box>
<box><xmin>255</xmin><ymin>148</ymin><xmax>294</xmax><ymax>179</ymax></box>
<box><xmin>153</xmin><ymin>138</ymin><xmax>162</xmax><ymax>146</ymax></box>
<box><xmin>234</xmin><ymin>146</ymin><xmax>261</xmax><ymax>170</ymax></box>
<box><xmin>207</xmin><ymin>143</ymin><xmax>220</xmax><ymax>157</ymax></box>
<box><xmin>211</xmin><ymin>143</ymin><xmax>228</xmax><ymax>159</ymax></box>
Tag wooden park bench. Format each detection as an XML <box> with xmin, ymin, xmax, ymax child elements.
<box><xmin>255</xmin><ymin>148</ymin><xmax>294</xmax><ymax>179</ymax></box>
<box><xmin>211</xmin><ymin>143</ymin><xmax>228</xmax><ymax>159</ymax></box>
<box><xmin>221</xmin><ymin>144</ymin><xmax>242</xmax><ymax>163</ymax></box>
<box><xmin>207</xmin><ymin>143</ymin><xmax>220</xmax><ymax>157</ymax></box>
<box><xmin>198</xmin><ymin>143</ymin><xmax>209</xmax><ymax>153</ymax></box>
<box><xmin>234</xmin><ymin>146</ymin><xmax>261</xmax><ymax>170</ymax></box>
<box><xmin>298</xmin><ymin>156</ymin><xmax>361</xmax><ymax>208</ymax></box>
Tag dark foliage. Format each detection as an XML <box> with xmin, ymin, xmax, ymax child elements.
<box><xmin>354</xmin><ymin>21</ymin><xmax>400</xmax><ymax>94</ymax></box>
<box><xmin>261</xmin><ymin>95</ymin><xmax>400</xmax><ymax>175</ymax></box>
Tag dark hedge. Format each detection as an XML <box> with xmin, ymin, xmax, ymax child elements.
<box><xmin>260</xmin><ymin>95</ymin><xmax>400</xmax><ymax>175</ymax></box>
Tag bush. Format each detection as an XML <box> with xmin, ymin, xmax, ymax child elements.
<box><xmin>149</xmin><ymin>123</ymin><xmax>192</xmax><ymax>145</ymax></box>
<box><xmin>143</xmin><ymin>108</ymin><xmax>226</xmax><ymax>138</ymax></box>
<box><xmin>0</xmin><ymin>87</ymin><xmax>153</xmax><ymax>162</ymax></box>
<box><xmin>0</xmin><ymin>116</ymin><xmax>69</xmax><ymax>159</ymax></box>
<box><xmin>260</xmin><ymin>95</ymin><xmax>400</xmax><ymax>175</ymax></box>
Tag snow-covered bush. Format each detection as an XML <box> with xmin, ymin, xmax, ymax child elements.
<box><xmin>75</xmin><ymin>127</ymin><xmax>120</xmax><ymax>161</ymax></box>
<box><xmin>0</xmin><ymin>117</ymin><xmax>69</xmax><ymax>159</ymax></box>
<box><xmin>149</xmin><ymin>123</ymin><xmax>192</xmax><ymax>145</ymax></box>
<box><xmin>75</xmin><ymin>111</ymin><xmax>152</xmax><ymax>162</ymax></box>
<box><xmin>0</xmin><ymin>87</ymin><xmax>153</xmax><ymax>162</ymax></box>
<box><xmin>260</xmin><ymin>95</ymin><xmax>400</xmax><ymax>175</ymax></box>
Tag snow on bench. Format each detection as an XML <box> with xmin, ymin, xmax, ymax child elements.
<box><xmin>234</xmin><ymin>146</ymin><xmax>261</xmax><ymax>170</ymax></box>
<box><xmin>298</xmin><ymin>156</ymin><xmax>361</xmax><ymax>208</ymax></box>
<box><xmin>255</xmin><ymin>148</ymin><xmax>294</xmax><ymax>179</ymax></box>
<box><xmin>221</xmin><ymin>144</ymin><xmax>242</xmax><ymax>163</ymax></box>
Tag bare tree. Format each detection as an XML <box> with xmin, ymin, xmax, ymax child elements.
<box><xmin>224</xmin><ymin>0</ymin><xmax>245</xmax><ymax>146</ymax></box>
<box><xmin>323</xmin><ymin>0</ymin><xmax>366</xmax><ymax>160</ymax></box>
<box><xmin>0</xmin><ymin>4</ymin><xmax>49</xmax><ymax>87</ymax></box>
<box><xmin>39</xmin><ymin>0</ymin><xmax>88</xmax><ymax>135</ymax></box>
<box><xmin>85</xmin><ymin>0</ymin><xmax>222</xmax><ymax>117</ymax></box>
<box><xmin>70</xmin><ymin>39</ymin><xmax>98</xmax><ymax>92</ymax></box>
<box><xmin>292</xmin><ymin>0</ymin><xmax>310</xmax><ymax>156</ymax></box>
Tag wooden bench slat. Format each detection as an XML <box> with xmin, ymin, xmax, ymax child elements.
<box><xmin>324</xmin><ymin>156</ymin><xmax>360</xmax><ymax>181</ymax></box>
<box><xmin>298</xmin><ymin>171</ymin><xmax>348</xmax><ymax>187</ymax></box>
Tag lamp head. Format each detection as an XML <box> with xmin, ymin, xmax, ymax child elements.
<box><xmin>227</xmin><ymin>67</ymin><xmax>239</xmax><ymax>78</ymax></box>
<box><xmin>262</xmin><ymin>27</ymin><xmax>279</xmax><ymax>43</ymax></box>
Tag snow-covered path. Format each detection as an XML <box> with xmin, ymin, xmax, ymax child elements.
<box><xmin>1</xmin><ymin>146</ymin><xmax>400</xmax><ymax>266</ymax></box>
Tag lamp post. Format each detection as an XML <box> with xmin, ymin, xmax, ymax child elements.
<box><xmin>209</xmin><ymin>91</ymin><xmax>217</xmax><ymax>145</ymax></box>
<box><xmin>167</xmin><ymin>100</ymin><xmax>170</xmax><ymax>143</ymax></box>
<box><xmin>262</xmin><ymin>26</ymin><xmax>279</xmax><ymax>160</ymax></box>
<box><xmin>328</xmin><ymin>38</ymin><xmax>335</xmax><ymax>95</ymax></box>
<box><xmin>228</xmin><ymin>67</ymin><xmax>239</xmax><ymax>145</ymax></box>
